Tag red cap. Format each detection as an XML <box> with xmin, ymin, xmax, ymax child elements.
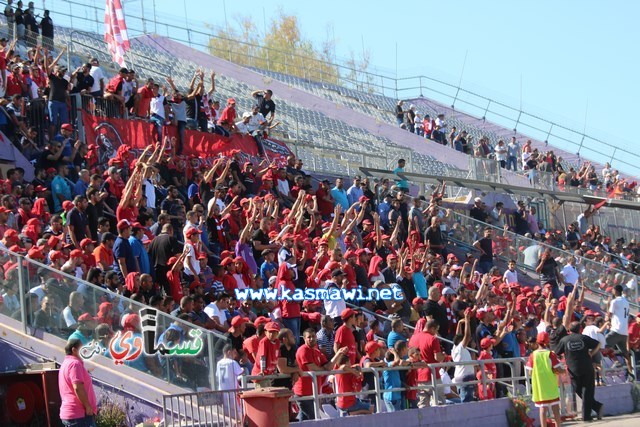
<box><xmin>198</xmin><ymin>253</ymin><xmax>208</xmax><ymax>260</ymax></box>
<box><xmin>4</xmin><ymin>229</ymin><xmax>19</xmax><ymax>241</ymax></box>
<box><xmin>49</xmin><ymin>250</ymin><xmax>64</xmax><ymax>261</ymax></box>
<box><xmin>536</xmin><ymin>331</ymin><xmax>550</xmax><ymax>345</ymax></box>
<box><xmin>69</xmin><ymin>249</ymin><xmax>84</xmax><ymax>259</ymax></box>
<box><xmin>34</xmin><ymin>185</ymin><xmax>47</xmax><ymax>192</ymax></box>
<box><xmin>80</xmin><ymin>238</ymin><xmax>96</xmax><ymax>249</ymax></box>
<box><xmin>362</xmin><ymin>219</ymin><xmax>373</xmax><ymax>225</ymax></box>
<box><xmin>26</xmin><ymin>218</ymin><xmax>41</xmax><ymax>226</ymax></box>
<box><xmin>412</xmin><ymin>297</ymin><xmax>425</xmax><ymax>305</ymax></box>
<box><xmin>364</xmin><ymin>341</ymin><xmax>381</xmax><ymax>355</ymax></box>
<box><xmin>62</xmin><ymin>201</ymin><xmax>75</xmax><ymax>211</ymax></box>
<box><xmin>0</xmin><ymin>206</ymin><xmax>11</xmax><ymax>214</ymax></box>
<box><xmin>46</xmin><ymin>167</ymin><xmax>56</xmax><ymax>175</ymax></box>
<box><xmin>480</xmin><ymin>337</ymin><xmax>497</xmax><ymax>349</ymax></box>
<box><xmin>78</xmin><ymin>313</ymin><xmax>94</xmax><ymax>322</ymax></box>
<box><xmin>131</xmin><ymin>222</ymin><xmax>144</xmax><ymax>230</ymax></box>
<box><xmin>358</xmin><ymin>196</ymin><xmax>370</xmax><ymax>203</ymax></box>
<box><xmin>344</xmin><ymin>250</ymin><xmax>357</xmax><ymax>259</ymax></box>
<box><xmin>254</xmin><ymin>316</ymin><xmax>269</xmax><ymax>327</ymax></box>
<box><xmin>27</xmin><ymin>248</ymin><xmax>45</xmax><ymax>259</ymax></box>
<box><xmin>450</xmin><ymin>264</ymin><xmax>463</xmax><ymax>271</ymax></box>
<box><xmin>282</xmin><ymin>233</ymin><xmax>295</xmax><ymax>241</ymax></box>
<box><xmin>231</xmin><ymin>316</ymin><xmax>249</xmax><ymax>328</ymax></box>
<box><xmin>117</xmin><ymin>219</ymin><xmax>131</xmax><ymax>231</ymax></box>
<box><xmin>303</xmin><ymin>300</ymin><xmax>322</xmax><ymax>308</ymax></box>
<box><xmin>186</xmin><ymin>227</ymin><xmax>200</xmax><ymax>238</ymax></box>
<box><xmin>220</xmin><ymin>257</ymin><xmax>234</xmax><ymax>266</ymax></box>
<box><xmin>167</xmin><ymin>256</ymin><xmax>179</xmax><ymax>266</ymax></box>
<box><xmin>227</xmin><ymin>97</ymin><xmax>236</xmax><ymax>104</ymax></box>
<box><xmin>386</xmin><ymin>254</ymin><xmax>398</xmax><ymax>261</ymax></box>
<box><xmin>265</xmin><ymin>322</ymin><xmax>280</xmax><ymax>332</ymax></box>
<box><xmin>341</xmin><ymin>308</ymin><xmax>357</xmax><ymax>321</ymax></box>
<box><xmin>61</xmin><ymin>123</ymin><xmax>74</xmax><ymax>131</ymax></box>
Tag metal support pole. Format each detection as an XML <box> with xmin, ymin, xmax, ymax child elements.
<box><xmin>513</xmin><ymin>110</ymin><xmax>522</xmax><ymax>132</ymax></box>
<box><xmin>371</xmin><ymin>367</ymin><xmax>384</xmax><ymax>413</ymax></box>
<box><xmin>16</xmin><ymin>255</ymin><xmax>27</xmax><ymax>333</ymax></box>
<box><xmin>310</xmin><ymin>372</ymin><xmax>322</xmax><ymax>421</ymax></box>
<box><xmin>207</xmin><ymin>335</ymin><xmax>216</xmax><ymax>390</ymax></box>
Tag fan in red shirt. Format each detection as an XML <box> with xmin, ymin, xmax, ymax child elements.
<box><xmin>244</xmin><ymin>317</ymin><xmax>269</xmax><ymax>364</ymax></box>
<box><xmin>80</xmin><ymin>238</ymin><xmax>97</xmax><ymax>269</ymax></box>
<box><xmin>334</xmin><ymin>351</ymin><xmax>371</xmax><ymax>415</ymax></box>
<box><xmin>415</xmin><ymin>319</ymin><xmax>446</xmax><ymax>408</ymax></box>
<box><xmin>166</xmin><ymin>252</ymin><xmax>188</xmax><ymax>303</ymax></box>
<box><xmin>477</xmin><ymin>337</ymin><xmax>498</xmax><ymax>400</ymax></box>
<box><xmin>334</xmin><ymin>308</ymin><xmax>358</xmax><ymax>365</ymax></box>
<box><xmin>251</xmin><ymin>322</ymin><xmax>281</xmax><ymax>387</ymax></box>
<box><xmin>217</xmin><ymin>98</ymin><xmax>238</xmax><ymax>133</ymax></box>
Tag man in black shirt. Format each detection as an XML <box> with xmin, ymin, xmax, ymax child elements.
<box><xmin>251</xmin><ymin>89</ymin><xmax>276</xmax><ymax>124</ymax></box>
<box><xmin>469</xmin><ymin>197</ymin><xmax>489</xmax><ymax>223</ymax></box>
<box><xmin>425</xmin><ymin>216</ymin><xmax>445</xmax><ymax>257</ymax></box>
<box><xmin>557</xmin><ymin>321</ymin><xmax>603</xmax><ymax>421</ymax></box>
<box><xmin>273</xmin><ymin>328</ymin><xmax>300</xmax><ymax>390</ymax></box>
<box><xmin>536</xmin><ymin>249</ymin><xmax>563</xmax><ymax>299</ymax></box>
<box><xmin>70</xmin><ymin>63</ymin><xmax>94</xmax><ymax>94</ymax></box>
<box><xmin>40</xmin><ymin>10</ymin><xmax>54</xmax><ymax>49</ymax></box>
<box><xmin>147</xmin><ymin>223</ymin><xmax>182</xmax><ymax>294</ymax></box>
<box><xmin>67</xmin><ymin>196</ymin><xmax>90</xmax><ymax>248</ymax></box>
<box><xmin>424</xmin><ymin>286</ymin><xmax>449</xmax><ymax>339</ymax></box>
<box><xmin>473</xmin><ymin>227</ymin><xmax>494</xmax><ymax>274</ymax></box>
<box><xmin>46</xmin><ymin>56</ymin><xmax>70</xmax><ymax>139</ymax></box>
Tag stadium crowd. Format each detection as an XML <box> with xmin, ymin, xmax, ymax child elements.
<box><xmin>395</xmin><ymin>103</ymin><xmax>639</xmax><ymax>197</ymax></box>
<box><xmin>0</xmin><ymin>17</ymin><xmax>639</xmax><ymax>424</ymax></box>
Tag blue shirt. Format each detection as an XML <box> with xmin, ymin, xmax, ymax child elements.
<box><xmin>260</xmin><ymin>260</ymin><xmax>278</xmax><ymax>286</ymax></box>
<box><xmin>346</xmin><ymin>185</ymin><xmax>363</xmax><ymax>206</ymax></box>
<box><xmin>51</xmin><ymin>175</ymin><xmax>72</xmax><ymax>213</ymax></box>
<box><xmin>378</xmin><ymin>201</ymin><xmax>391</xmax><ymax>228</ymax></box>
<box><xmin>383</xmin><ymin>360</ymin><xmax>402</xmax><ymax>401</ymax></box>
<box><xmin>68</xmin><ymin>330</ymin><xmax>91</xmax><ymax>346</ymax></box>
<box><xmin>412</xmin><ymin>272</ymin><xmax>428</xmax><ymax>299</ymax></box>
<box><xmin>330</xmin><ymin>187</ymin><xmax>349</xmax><ymax>210</ymax></box>
<box><xmin>73</xmin><ymin>180</ymin><xmax>89</xmax><ymax>197</ymax></box>
<box><xmin>387</xmin><ymin>331</ymin><xmax>406</xmax><ymax>349</ymax></box>
<box><xmin>113</xmin><ymin>236</ymin><xmax>137</xmax><ymax>275</ymax></box>
<box><xmin>501</xmin><ymin>331</ymin><xmax>520</xmax><ymax>358</ymax></box>
<box><xmin>393</xmin><ymin>167</ymin><xmax>409</xmax><ymax>190</ymax></box>
<box><xmin>129</xmin><ymin>236</ymin><xmax>151</xmax><ymax>275</ymax></box>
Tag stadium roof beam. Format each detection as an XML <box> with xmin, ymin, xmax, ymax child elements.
<box><xmin>359</xmin><ymin>167</ymin><xmax>640</xmax><ymax>211</ymax></box>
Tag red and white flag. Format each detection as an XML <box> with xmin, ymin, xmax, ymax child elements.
<box><xmin>104</xmin><ymin>0</ymin><xmax>130</xmax><ymax>67</ymax></box>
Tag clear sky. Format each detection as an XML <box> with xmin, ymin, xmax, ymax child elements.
<box><xmin>48</xmin><ymin>0</ymin><xmax>639</xmax><ymax>175</ymax></box>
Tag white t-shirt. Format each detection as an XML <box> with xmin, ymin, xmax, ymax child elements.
<box><xmin>122</xmin><ymin>80</ymin><xmax>135</xmax><ymax>103</ymax></box>
<box><xmin>248</xmin><ymin>112</ymin><xmax>266</xmax><ymax>132</ymax></box>
<box><xmin>216</xmin><ymin>357</ymin><xmax>243</xmax><ymax>390</ymax></box>
<box><xmin>62</xmin><ymin>306</ymin><xmax>78</xmax><ymax>327</ymax></box>
<box><xmin>495</xmin><ymin>144</ymin><xmax>507</xmax><ymax>161</ymax></box>
<box><xmin>235</xmin><ymin>120</ymin><xmax>250</xmax><ymax>134</ymax></box>
<box><xmin>609</xmin><ymin>296</ymin><xmax>630</xmax><ymax>335</ymax></box>
<box><xmin>277</xmin><ymin>178</ymin><xmax>290</xmax><ymax>198</ymax></box>
<box><xmin>452</xmin><ymin>343</ymin><xmax>473</xmax><ymax>383</ymax></box>
<box><xmin>503</xmin><ymin>269</ymin><xmax>518</xmax><ymax>285</ymax></box>
<box><xmin>183</xmin><ymin>242</ymin><xmax>200</xmax><ymax>276</ymax></box>
<box><xmin>560</xmin><ymin>264</ymin><xmax>579</xmax><ymax>285</ymax></box>
<box><xmin>582</xmin><ymin>324</ymin><xmax>606</xmax><ymax>348</ymax></box>
<box><xmin>150</xmin><ymin>95</ymin><xmax>166</xmax><ymax>119</ymax></box>
<box><xmin>204</xmin><ymin>302</ymin><xmax>228</xmax><ymax>325</ymax></box>
<box><xmin>323</xmin><ymin>281</ymin><xmax>346</xmax><ymax>318</ymax></box>
<box><xmin>89</xmin><ymin>66</ymin><xmax>105</xmax><ymax>93</ymax></box>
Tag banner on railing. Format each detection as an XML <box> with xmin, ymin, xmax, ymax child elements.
<box><xmin>81</xmin><ymin>112</ymin><xmax>292</xmax><ymax>164</ymax></box>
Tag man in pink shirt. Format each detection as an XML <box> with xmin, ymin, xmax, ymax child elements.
<box><xmin>58</xmin><ymin>339</ymin><xmax>98</xmax><ymax>426</ymax></box>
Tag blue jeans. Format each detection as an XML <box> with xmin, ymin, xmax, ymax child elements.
<box><xmin>506</xmin><ymin>156</ymin><xmax>517</xmax><ymax>171</ymax></box>
<box><xmin>563</xmin><ymin>284</ymin><xmax>574</xmax><ymax>298</ymax></box>
<box><xmin>150</xmin><ymin>114</ymin><xmax>164</xmax><ymax>139</ymax></box>
<box><xmin>384</xmin><ymin>399</ymin><xmax>402</xmax><ymax>412</ymax></box>
<box><xmin>459</xmin><ymin>375</ymin><xmax>476</xmax><ymax>402</ymax></box>
<box><xmin>478</xmin><ymin>260</ymin><xmax>494</xmax><ymax>274</ymax></box>
<box><xmin>61</xmin><ymin>415</ymin><xmax>97</xmax><ymax>427</ymax></box>
<box><xmin>282</xmin><ymin>317</ymin><xmax>301</xmax><ymax>344</ymax></box>
<box><xmin>48</xmin><ymin>100</ymin><xmax>69</xmax><ymax>130</ymax></box>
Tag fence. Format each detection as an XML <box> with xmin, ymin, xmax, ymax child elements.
<box><xmin>163</xmin><ymin>390</ymin><xmax>245</xmax><ymax>427</ymax></box>
<box><xmin>1</xmin><ymin>247</ymin><xmax>228</xmax><ymax>390</ymax></box>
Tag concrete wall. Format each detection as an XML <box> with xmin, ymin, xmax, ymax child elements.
<box><xmin>300</xmin><ymin>383</ymin><xmax>636</xmax><ymax>427</ymax></box>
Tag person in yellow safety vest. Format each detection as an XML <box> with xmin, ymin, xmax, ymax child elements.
<box><xmin>526</xmin><ymin>331</ymin><xmax>564</xmax><ymax>426</ymax></box>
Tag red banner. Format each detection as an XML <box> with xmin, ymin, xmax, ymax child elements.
<box><xmin>81</xmin><ymin>112</ymin><xmax>292</xmax><ymax>165</ymax></box>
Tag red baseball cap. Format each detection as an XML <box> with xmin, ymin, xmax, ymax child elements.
<box><xmin>265</xmin><ymin>322</ymin><xmax>280</xmax><ymax>332</ymax></box>
<box><xmin>62</xmin><ymin>201</ymin><xmax>75</xmax><ymax>211</ymax></box>
<box><xmin>61</xmin><ymin>123</ymin><xmax>74</xmax><ymax>131</ymax></box>
<box><xmin>167</xmin><ymin>256</ymin><xmax>179</xmax><ymax>266</ymax></box>
<box><xmin>27</xmin><ymin>247</ymin><xmax>45</xmax><ymax>259</ymax></box>
<box><xmin>254</xmin><ymin>316</ymin><xmax>269</xmax><ymax>327</ymax></box>
<box><xmin>49</xmin><ymin>250</ymin><xmax>65</xmax><ymax>261</ymax></box>
<box><xmin>117</xmin><ymin>219</ymin><xmax>131</xmax><ymax>231</ymax></box>
<box><xmin>365</xmin><ymin>341</ymin><xmax>381</xmax><ymax>355</ymax></box>
<box><xmin>412</xmin><ymin>297</ymin><xmax>425</xmax><ymax>305</ymax></box>
<box><xmin>231</xmin><ymin>316</ymin><xmax>249</xmax><ymax>328</ymax></box>
<box><xmin>186</xmin><ymin>228</ymin><xmax>200</xmax><ymax>238</ymax></box>
<box><xmin>4</xmin><ymin>229</ymin><xmax>19</xmax><ymax>241</ymax></box>
<box><xmin>69</xmin><ymin>249</ymin><xmax>84</xmax><ymax>259</ymax></box>
<box><xmin>77</xmin><ymin>313</ymin><xmax>95</xmax><ymax>322</ymax></box>
<box><xmin>80</xmin><ymin>238</ymin><xmax>96</xmax><ymax>249</ymax></box>
<box><xmin>480</xmin><ymin>337</ymin><xmax>497</xmax><ymax>349</ymax></box>
<box><xmin>536</xmin><ymin>331</ymin><xmax>550</xmax><ymax>345</ymax></box>
<box><xmin>341</xmin><ymin>308</ymin><xmax>358</xmax><ymax>321</ymax></box>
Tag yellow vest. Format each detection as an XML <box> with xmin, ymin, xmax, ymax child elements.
<box><xmin>531</xmin><ymin>349</ymin><xmax>560</xmax><ymax>403</ymax></box>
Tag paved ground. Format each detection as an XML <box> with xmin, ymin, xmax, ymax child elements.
<box><xmin>562</xmin><ymin>412</ymin><xmax>639</xmax><ymax>426</ymax></box>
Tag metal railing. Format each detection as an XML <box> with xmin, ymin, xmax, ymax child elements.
<box><xmin>3</xmin><ymin>0</ymin><xmax>637</xmax><ymax>178</ymax></box>
<box><xmin>1</xmin><ymin>247</ymin><xmax>228</xmax><ymax>390</ymax></box>
<box><xmin>441</xmin><ymin>211</ymin><xmax>639</xmax><ymax>310</ymax></box>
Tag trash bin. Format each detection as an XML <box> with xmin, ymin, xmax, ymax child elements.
<box><xmin>240</xmin><ymin>387</ymin><xmax>293</xmax><ymax>427</ymax></box>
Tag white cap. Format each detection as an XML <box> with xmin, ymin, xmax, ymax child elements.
<box><xmin>474</xmin><ymin>197</ymin><xmax>482</xmax><ymax>203</ymax></box>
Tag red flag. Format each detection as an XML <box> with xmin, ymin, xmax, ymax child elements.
<box><xmin>104</xmin><ymin>0</ymin><xmax>130</xmax><ymax>66</ymax></box>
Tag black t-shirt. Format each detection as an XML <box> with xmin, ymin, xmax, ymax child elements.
<box><xmin>539</xmin><ymin>258</ymin><xmax>558</xmax><ymax>284</ymax></box>
<box><xmin>67</xmin><ymin>208</ymin><xmax>88</xmax><ymax>243</ymax></box>
<box><xmin>395</xmin><ymin>105</ymin><xmax>404</xmax><ymax>120</ymax></box>
<box><xmin>251</xmin><ymin>229</ymin><xmax>270</xmax><ymax>262</ymax></box>
<box><xmin>424</xmin><ymin>299</ymin><xmax>449</xmax><ymax>337</ymax></box>
<box><xmin>41</xmin><ymin>17</ymin><xmax>54</xmax><ymax>37</ymax></box>
<box><xmin>547</xmin><ymin>325</ymin><xmax>567</xmax><ymax>354</ymax></box>
<box><xmin>48</xmin><ymin>73</ymin><xmax>68</xmax><ymax>102</ymax></box>
<box><xmin>425</xmin><ymin>226</ymin><xmax>443</xmax><ymax>247</ymax></box>
<box><xmin>557</xmin><ymin>333</ymin><xmax>599</xmax><ymax>376</ymax></box>
<box><xmin>37</xmin><ymin>148</ymin><xmax>61</xmax><ymax>171</ymax></box>
<box><xmin>254</xmin><ymin>93</ymin><xmax>275</xmax><ymax>118</ymax></box>
<box><xmin>469</xmin><ymin>206</ymin><xmax>488</xmax><ymax>223</ymax></box>
<box><xmin>478</xmin><ymin>237</ymin><xmax>493</xmax><ymax>262</ymax></box>
<box><xmin>147</xmin><ymin>233</ymin><xmax>182</xmax><ymax>267</ymax></box>
<box><xmin>71</xmin><ymin>74</ymin><xmax>94</xmax><ymax>93</ymax></box>
<box><xmin>185</xmin><ymin>97</ymin><xmax>197</xmax><ymax>120</ymax></box>
<box><xmin>272</xmin><ymin>344</ymin><xmax>297</xmax><ymax>388</ymax></box>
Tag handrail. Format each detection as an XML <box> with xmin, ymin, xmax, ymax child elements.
<box><xmin>5</xmin><ymin>0</ymin><xmax>637</xmax><ymax>178</ymax></box>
